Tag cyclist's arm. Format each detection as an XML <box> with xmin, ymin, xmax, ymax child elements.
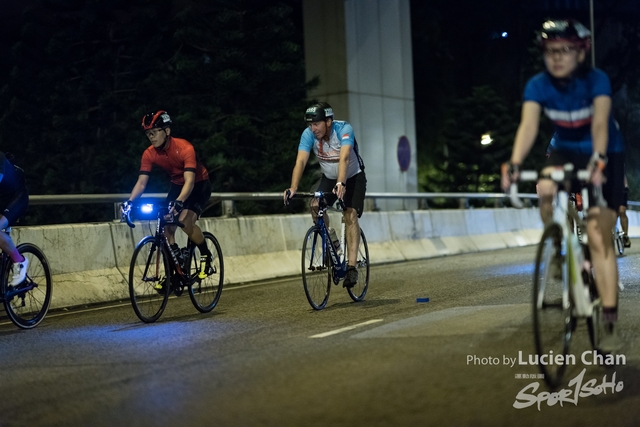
<box><xmin>335</xmin><ymin>145</ymin><xmax>352</xmax><ymax>199</ymax></box>
<box><xmin>128</xmin><ymin>174</ymin><xmax>150</xmax><ymax>201</ymax></box>
<box><xmin>590</xmin><ymin>95</ymin><xmax>610</xmax><ymax>187</ymax></box>
<box><xmin>510</xmin><ymin>101</ymin><xmax>541</xmax><ymax>165</ymax></box>
<box><xmin>288</xmin><ymin>150</ymin><xmax>310</xmax><ymax>196</ymax></box>
<box><xmin>591</xmin><ymin>95</ymin><xmax>610</xmax><ymax>156</ymax></box>
<box><xmin>175</xmin><ymin>171</ymin><xmax>196</xmax><ymax>203</ymax></box>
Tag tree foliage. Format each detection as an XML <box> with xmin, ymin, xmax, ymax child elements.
<box><xmin>419</xmin><ymin>85</ymin><xmax>547</xmax><ymax>206</ymax></box>
<box><xmin>0</xmin><ymin>0</ymin><xmax>313</xmax><ymax>224</ymax></box>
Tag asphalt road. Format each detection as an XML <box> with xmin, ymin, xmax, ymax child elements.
<box><xmin>1</xmin><ymin>243</ymin><xmax>639</xmax><ymax>427</ymax></box>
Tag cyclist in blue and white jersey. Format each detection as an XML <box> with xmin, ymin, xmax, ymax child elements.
<box><xmin>502</xmin><ymin>19</ymin><xmax>624</xmax><ymax>353</ymax></box>
<box><xmin>284</xmin><ymin>102</ymin><xmax>367</xmax><ymax>289</ymax></box>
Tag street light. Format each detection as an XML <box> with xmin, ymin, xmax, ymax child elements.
<box><xmin>481</xmin><ymin>133</ymin><xmax>493</xmax><ymax>146</ymax></box>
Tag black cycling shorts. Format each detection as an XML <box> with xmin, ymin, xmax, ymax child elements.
<box><xmin>312</xmin><ymin>171</ymin><xmax>367</xmax><ymax>218</ymax></box>
<box><xmin>166</xmin><ymin>179</ymin><xmax>212</xmax><ymax>217</ymax></box>
<box><xmin>0</xmin><ymin>190</ymin><xmax>28</xmax><ymax>226</ymax></box>
<box><xmin>546</xmin><ymin>150</ymin><xmax>625</xmax><ymax>211</ymax></box>
<box><xmin>0</xmin><ymin>166</ymin><xmax>28</xmax><ymax>226</ymax></box>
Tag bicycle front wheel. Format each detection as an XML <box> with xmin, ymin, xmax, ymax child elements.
<box><xmin>3</xmin><ymin>243</ymin><xmax>52</xmax><ymax>329</ymax></box>
<box><xmin>189</xmin><ymin>231</ymin><xmax>224</xmax><ymax>313</ymax></box>
<box><xmin>302</xmin><ymin>226</ymin><xmax>331</xmax><ymax>310</ymax></box>
<box><xmin>347</xmin><ymin>229</ymin><xmax>369</xmax><ymax>302</ymax></box>
<box><xmin>533</xmin><ymin>223</ymin><xmax>572</xmax><ymax>389</ymax></box>
<box><xmin>129</xmin><ymin>236</ymin><xmax>170</xmax><ymax>323</ymax></box>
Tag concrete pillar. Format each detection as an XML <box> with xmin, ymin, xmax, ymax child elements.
<box><xmin>303</xmin><ymin>0</ymin><xmax>418</xmax><ymax>210</ymax></box>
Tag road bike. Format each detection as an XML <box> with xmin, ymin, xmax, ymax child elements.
<box><xmin>122</xmin><ymin>204</ymin><xmax>224</xmax><ymax>323</ymax></box>
<box><xmin>510</xmin><ymin>164</ymin><xmax>606</xmax><ymax>389</ymax></box>
<box><xmin>287</xmin><ymin>191</ymin><xmax>369</xmax><ymax>310</ymax></box>
<box><xmin>0</xmin><ymin>227</ymin><xmax>52</xmax><ymax>328</ymax></box>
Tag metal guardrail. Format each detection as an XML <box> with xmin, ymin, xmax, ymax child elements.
<box><xmin>29</xmin><ymin>191</ymin><xmax>541</xmax><ymax>205</ymax></box>
<box><xmin>29</xmin><ymin>191</ymin><xmax>542</xmax><ymax>219</ymax></box>
<box><xmin>26</xmin><ymin>192</ymin><xmax>638</xmax><ymax>223</ymax></box>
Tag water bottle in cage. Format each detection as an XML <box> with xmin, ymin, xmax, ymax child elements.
<box><xmin>328</xmin><ymin>227</ymin><xmax>341</xmax><ymax>255</ymax></box>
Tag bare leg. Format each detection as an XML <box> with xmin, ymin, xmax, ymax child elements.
<box><xmin>166</xmin><ymin>210</ymin><xmax>205</xmax><ymax>246</ymax></box>
<box><xmin>0</xmin><ymin>216</ymin><xmax>19</xmax><ymax>258</ymax></box>
<box><xmin>310</xmin><ymin>198</ymin><xmax>330</xmax><ymax>229</ymax></box>
<box><xmin>586</xmin><ymin>207</ymin><xmax>618</xmax><ymax>308</ymax></box>
<box><xmin>179</xmin><ymin>209</ymin><xmax>205</xmax><ymax>245</ymax></box>
<box><xmin>344</xmin><ymin>208</ymin><xmax>360</xmax><ymax>267</ymax></box>
<box><xmin>618</xmin><ymin>205</ymin><xmax>629</xmax><ymax>236</ymax></box>
<box><xmin>537</xmin><ymin>172</ymin><xmax>557</xmax><ymax>225</ymax></box>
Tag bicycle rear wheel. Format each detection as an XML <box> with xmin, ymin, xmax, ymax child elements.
<box><xmin>188</xmin><ymin>231</ymin><xmax>224</xmax><ymax>313</ymax></box>
<box><xmin>346</xmin><ymin>229</ymin><xmax>369</xmax><ymax>302</ymax></box>
<box><xmin>302</xmin><ymin>226</ymin><xmax>331</xmax><ymax>310</ymax></box>
<box><xmin>129</xmin><ymin>236</ymin><xmax>170</xmax><ymax>323</ymax></box>
<box><xmin>533</xmin><ymin>223</ymin><xmax>572</xmax><ymax>389</ymax></box>
<box><xmin>3</xmin><ymin>243</ymin><xmax>52</xmax><ymax>329</ymax></box>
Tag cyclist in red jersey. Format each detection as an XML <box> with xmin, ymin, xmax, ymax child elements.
<box><xmin>123</xmin><ymin>110</ymin><xmax>214</xmax><ymax>276</ymax></box>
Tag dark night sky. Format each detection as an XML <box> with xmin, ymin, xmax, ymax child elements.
<box><xmin>1</xmin><ymin>0</ymin><xmax>638</xmax><ymax>127</ymax></box>
<box><xmin>1</xmin><ymin>0</ymin><xmax>638</xmax><ymax>83</ymax></box>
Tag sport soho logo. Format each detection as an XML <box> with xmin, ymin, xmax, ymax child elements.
<box><xmin>466</xmin><ymin>350</ymin><xmax>626</xmax><ymax>410</ymax></box>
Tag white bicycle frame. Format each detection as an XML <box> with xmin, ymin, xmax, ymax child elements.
<box><xmin>510</xmin><ymin>167</ymin><xmax>595</xmax><ymax>317</ymax></box>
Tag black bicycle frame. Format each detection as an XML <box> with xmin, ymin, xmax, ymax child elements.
<box><xmin>314</xmin><ymin>201</ymin><xmax>347</xmax><ymax>280</ymax></box>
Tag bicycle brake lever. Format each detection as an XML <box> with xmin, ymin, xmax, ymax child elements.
<box><xmin>121</xmin><ymin>211</ymin><xmax>135</xmax><ymax>228</ymax></box>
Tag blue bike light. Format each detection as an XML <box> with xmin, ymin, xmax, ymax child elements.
<box><xmin>141</xmin><ymin>204</ymin><xmax>154</xmax><ymax>214</ymax></box>
<box><xmin>134</xmin><ymin>202</ymin><xmax>158</xmax><ymax>220</ymax></box>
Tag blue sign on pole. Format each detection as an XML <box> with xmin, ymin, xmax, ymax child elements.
<box><xmin>397</xmin><ymin>136</ymin><xmax>411</xmax><ymax>172</ymax></box>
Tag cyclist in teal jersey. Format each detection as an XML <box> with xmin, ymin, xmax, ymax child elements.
<box><xmin>502</xmin><ymin>20</ymin><xmax>623</xmax><ymax>352</ymax></box>
<box><xmin>284</xmin><ymin>102</ymin><xmax>367</xmax><ymax>288</ymax></box>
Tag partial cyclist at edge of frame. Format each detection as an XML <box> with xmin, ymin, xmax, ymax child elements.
<box><xmin>0</xmin><ymin>151</ymin><xmax>30</xmax><ymax>286</ymax></box>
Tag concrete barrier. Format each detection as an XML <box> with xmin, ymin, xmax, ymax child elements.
<box><xmin>7</xmin><ymin>208</ymin><xmax>640</xmax><ymax>310</ymax></box>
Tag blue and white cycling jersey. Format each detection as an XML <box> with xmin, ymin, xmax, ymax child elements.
<box><xmin>525</xmin><ymin>69</ymin><xmax>624</xmax><ymax>154</ymax></box>
<box><xmin>299</xmin><ymin>120</ymin><xmax>362</xmax><ymax>180</ymax></box>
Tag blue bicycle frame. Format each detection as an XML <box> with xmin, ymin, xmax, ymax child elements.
<box><xmin>309</xmin><ymin>191</ymin><xmax>347</xmax><ymax>284</ymax></box>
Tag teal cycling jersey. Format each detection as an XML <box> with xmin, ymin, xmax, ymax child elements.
<box><xmin>299</xmin><ymin>120</ymin><xmax>362</xmax><ymax>180</ymax></box>
<box><xmin>525</xmin><ymin>69</ymin><xmax>624</xmax><ymax>154</ymax></box>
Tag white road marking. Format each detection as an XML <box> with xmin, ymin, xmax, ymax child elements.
<box><xmin>309</xmin><ymin>319</ymin><xmax>384</xmax><ymax>338</ymax></box>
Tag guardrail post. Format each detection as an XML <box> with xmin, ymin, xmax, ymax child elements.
<box><xmin>458</xmin><ymin>198</ymin><xmax>469</xmax><ymax>209</ymax></box>
<box><xmin>222</xmin><ymin>200</ymin><xmax>236</xmax><ymax>217</ymax></box>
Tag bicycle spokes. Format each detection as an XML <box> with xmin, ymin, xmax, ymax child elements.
<box><xmin>302</xmin><ymin>227</ymin><xmax>331</xmax><ymax>310</ymax></box>
<box><xmin>3</xmin><ymin>243</ymin><xmax>53</xmax><ymax>329</ymax></box>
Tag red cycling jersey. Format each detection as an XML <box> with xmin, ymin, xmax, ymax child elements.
<box><xmin>139</xmin><ymin>137</ymin><xmax>209</xmax><ymax>185</ymax></box>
